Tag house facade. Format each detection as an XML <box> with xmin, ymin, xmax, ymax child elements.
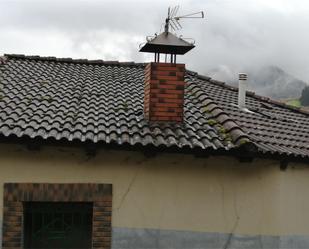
<box><xmin>0</xmin><ymin>54</ymin><xmax>308</xmax><ymax>249</ymax></box>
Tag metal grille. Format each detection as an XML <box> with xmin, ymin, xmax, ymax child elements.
<box><xmin>24</xmin><ymin>202</ymin><xmax>93</xmax><ymax>249</ymax></box>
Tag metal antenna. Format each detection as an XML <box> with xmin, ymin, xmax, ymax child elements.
<box><xmin>165</xmin><ymin>6</ymin><xmax>204</xmax><ymax>33</ymax></box>
<box><xmin>175</xmin><ymin>11</ymin><xmax>205</xmax><ymax>20</ymax></box>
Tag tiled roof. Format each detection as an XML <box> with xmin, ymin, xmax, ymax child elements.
<box><xmin>0</xmin><ymin>54</ymin><xmax>308</xmax><ymax>161</ymax></box>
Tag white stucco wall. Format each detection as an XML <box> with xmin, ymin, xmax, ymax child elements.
<box><xmin>0</xmin><ymin>143</ymin><xmax>308</xmax><ymax>248</ymax></box>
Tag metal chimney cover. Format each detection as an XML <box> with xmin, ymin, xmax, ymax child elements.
<box><xmin>139</xmin><ymin>32</ymin><xmax>195</xmax><ymax>55</ymax></box>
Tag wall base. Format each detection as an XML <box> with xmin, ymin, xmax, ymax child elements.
<box><xmin>112</xmin><ymin>227</ymin><xmax>309</xmax><ymax>249</ymax></box>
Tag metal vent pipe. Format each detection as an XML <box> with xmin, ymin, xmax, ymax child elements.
<box><xmin>238</xmin><ymin>73</ymin><xmax>248</xmax><ymax>109</ymax></box>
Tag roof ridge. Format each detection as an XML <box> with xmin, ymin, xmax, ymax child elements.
<box><xmin>187</xmin><ymin>70</ymin><xmax>309</xmax><ymax>117</ymax></box>
<box><xmin>4</xmin><ymin>54</ymin><xmax>147</xmax><ymax>67</ymax></box>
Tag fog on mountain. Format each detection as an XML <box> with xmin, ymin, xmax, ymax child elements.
<box><xmin>208</xmin><ymin>65</ymin><xmax>307</xmax><ymax>100</ymax></box>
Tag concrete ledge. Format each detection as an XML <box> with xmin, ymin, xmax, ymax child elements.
<box><xmin>112</xmin><ymin>227</ymin><xmax>309</xmax><ymax>249</ymax></box>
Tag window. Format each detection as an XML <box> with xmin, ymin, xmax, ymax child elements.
<box><xmin>24</xmin><ymin>202</ymin><xmax>93</xmax><ymax>249</ymax></box>
<box><xmin>3</xmin><ymin>183</ymin><xmax>112</xmax><ymax>249</ymax></box>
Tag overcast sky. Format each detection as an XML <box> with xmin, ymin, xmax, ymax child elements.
<box><xmin>0</xmin><ymin>0</ymin><xmax>308</xmax><ymax>83</ymax></box>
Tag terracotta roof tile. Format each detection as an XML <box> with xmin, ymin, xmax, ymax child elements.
<box><xmin>0</xmin><ymin>54</ymin><xmax>308</xmax><ymax>160</ymax></box>
<box><xmin>188</xmin><ymin>71</ymin><xmax>309</xmax><ymax>159</ymax></box>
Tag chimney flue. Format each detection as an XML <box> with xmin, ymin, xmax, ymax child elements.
<box><xmin>144</xmin><ymin>62</ymin><xmax>185</xmax><ymax>122</ymax></box>
<box><xmin>238</xmin><ymin>73</ymin><xmax>248</xmax><ymax>109</ymax></box>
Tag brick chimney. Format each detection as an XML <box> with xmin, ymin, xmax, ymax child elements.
<box><xmin>144</xmin><ymin>62</ymin><xmax>185</xmax><ymax>122</ymax></box>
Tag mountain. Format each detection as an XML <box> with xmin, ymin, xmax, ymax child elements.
<box><xmin>207</xmin><ymin>65</ymin><xmax>307</xmax><ymax>99</ymax></box>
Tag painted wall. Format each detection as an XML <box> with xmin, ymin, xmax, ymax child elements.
<box><xmin>0</xmin><ymin>143</ymin><xmax>308</xmax><ymax>249</ymax></box>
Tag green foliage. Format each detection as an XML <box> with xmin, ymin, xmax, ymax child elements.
<box><xmin>40</xmin><ymin>96</ymin><xmax>51</xmax><ymax>101</ymax></box>
<box><xmin>123</xmin><ymin>101</ymin><xmax>128</xmax><ymax>111</ymax></box>
<box><xmin>218</xmin><ymin>127</ymin><xmax>226</xmax><ymax>134</ymax></box>
<box><xmin>0</xmin><ymin>87</ymin><xmax>3</xmax><ymax>100</ymax></box>
<box><xmin>47</xmin><ymin>96</ymin><xmax>53</xmax><ymax>103</ymax></box>
<box><xmin>286</xmin><ymin>99</ymin><xmax>301</xmax><ymax>107</ymax></box>
<box><xmin>39</xmin><ymin>80</ymin><xmax>49</xmax><ymax>86</ymax></box>
<box><xmin>239</xmin><ymin>138</ymin><xmax>248</xmax><ymax>145</ymax></box>
<box><xmin>225</xmin><ymin>134</ymin><xmax>232</xmax><ymax>142</ymax></box>
<box><xmin>201</xmin><ymin>107</ymin><xmax>210</xmax><ymax>113</ymax></box>
<box><xmin>207</xmin><ymin>119</ymin><xmax>217</xmax><ymax>126</ymax></box>
<box><xmin>300</xmin><ymin>86</ymin><xmax>309</xmax><ymax>106</ymax></box>
<box><xmin>26</xmin><ymin>97</ymin><xmax>33</xmax><ymax>104</ymax></box>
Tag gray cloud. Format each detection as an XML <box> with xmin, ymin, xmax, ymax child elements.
<box><xmin>0</xmin><ymin>0</ymin><xmax>308</xmax><ymax>86</ymax></box>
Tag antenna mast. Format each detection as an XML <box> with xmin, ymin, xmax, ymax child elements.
<box><xmin>139</xmin><ymin>6</ymin><xmax>205</xmax><ymax>64</ymax></box>
<box><xmin>164</xmin><ymin>6</ymin><xmax>204</xmax><ymax>33</ymax></box>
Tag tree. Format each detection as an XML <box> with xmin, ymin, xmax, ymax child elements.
<box><xmin>300</xmin><ymin>85</ymin><xmax>309</xmax><ymax>106</ymax></box>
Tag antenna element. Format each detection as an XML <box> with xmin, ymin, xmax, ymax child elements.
<box><xmin>165</xmin><ymin>5</ymin><xmax>204</xmax><ymax>33</ymax></box>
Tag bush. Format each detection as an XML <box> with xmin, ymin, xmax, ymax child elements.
<box><xmin>300</xmin><ymin>86</ymin><xmax>309</xmax><ymax>106</ymax></box>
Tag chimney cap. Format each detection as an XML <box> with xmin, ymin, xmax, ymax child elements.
<box><xmin>239</xmin><ymin>73</ymin><xmax>248</xmax><ymax>80</ymax></box>
<box><xmin>139</xmin><ymin>32</ymin><xmax>195</xmax><ymax>55</ymax></box>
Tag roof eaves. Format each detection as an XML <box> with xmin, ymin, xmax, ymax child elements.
<box><xmin>0</xmin><ymin>133</ymin><xmax>253</xmax><ymax>158</ymax></box>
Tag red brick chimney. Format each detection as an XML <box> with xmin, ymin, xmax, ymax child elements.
<box><xmin>139</xmin><ymin>7</ymin><xmax>203</xmax><ymax>122</ymax></box>
<box><xmin>144</xmin><ymin>62</ymin><xmax>185</xmax><ymax>122</ymax></box>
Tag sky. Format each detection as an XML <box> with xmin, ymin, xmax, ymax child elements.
<box><xmin>0</xmin><ymin>0</ymin><xmax>309</xmax><ymax>84</ymax></box>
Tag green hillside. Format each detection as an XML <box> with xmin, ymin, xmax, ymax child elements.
<box><xmin>286</xmin><ymin>99</ymin><xmax>301</xmax><ymax>107</ymax></box>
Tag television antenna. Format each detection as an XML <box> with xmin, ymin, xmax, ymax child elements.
<box><xmin>164</xmin><ymin>6</ymin><xmax>205</xmax><ymax>33</ymax></box>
